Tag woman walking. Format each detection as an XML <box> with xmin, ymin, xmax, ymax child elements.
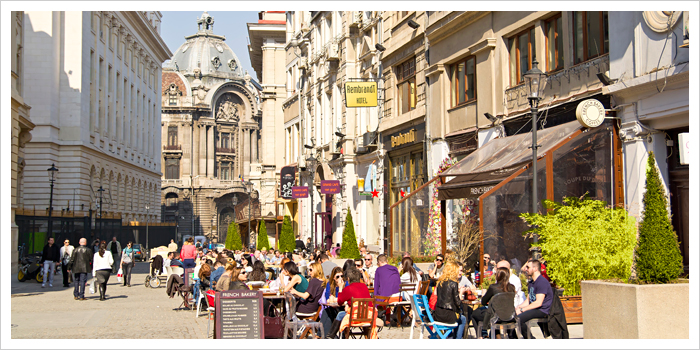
<box><xmin>180</xmin><ymin>237</ymin><xmax>197</xmax><ymax>269</ymax></box>
<box><xmin>93</xmin><ymin>242</ymin><xmax>114</xmax><ymax>301</ymax></box>
<box><xmin>120</xmin><ymin>241</ymin><xmax>135</xmax><ymax>287</ymax></box>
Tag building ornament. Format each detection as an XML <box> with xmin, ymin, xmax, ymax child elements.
<box><xmin>211</xmin><ymin>56</ymin><xmax>221</xmax><ymax>69</ymax></box>
<box><xmin>619</xmin><ymin>121</ymin><xmax>652</xmax><ymax>142</ymax></box>
<box><xmin>215</xmin><ymin>94</ymin><xmax>240</xmax><ymax>123</ymax></box>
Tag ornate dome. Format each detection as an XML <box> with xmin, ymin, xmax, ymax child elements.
<box><xmin>169</xmin><ymin>12</ymin><xmax>243</xmax><ymax>77</ymax></box>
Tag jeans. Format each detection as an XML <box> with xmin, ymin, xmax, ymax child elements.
<box><xmin>518</xmin><ymin>309</ymin><xmax>548</xmax><ymax>339</ymax></box>
<box><xmin>121</xmin><ymin>262</ymin><xmax>133</xmax><ymax>285</ymax></box>
<box><xmin>42</xmin><ymin>261</ymin><xmax>56</xmax><ymax>285</ymax></box>
<box><xmin>451</xmin><ymin>314</ymin><xmax>467</xmax><ymax>339</ymax></box>
<box><xmin>73</xmin><ymin>273</ymin><xmax>88</xmax><ymax>298</ymax></box>
<box><xmin>183</xmin><ymin>259</ymin><xmax>196</xmax><ymax>269</ymax></box>
<box><xmin>111</xmin><ymin>253</ymin><xmax>120</xmax><ymax>273</ymax></box>
<box><xmin>335</xmin><ymin>311</ymin><xmax>346</xmax><ymax>321</ymax></box>
<box><xmin>62</xmin><ymin>262</ymin><xmax>71</xmax><ymax>286</ymax></box>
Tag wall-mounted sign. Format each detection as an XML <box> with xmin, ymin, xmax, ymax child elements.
<box><xmin>320</xmin><ymin>180</ymin><xmax>340</xmax><ymax>194</ymax></box>
<box><xmin>280</xmin><ymin>166</ymin><xmax>296</xmax><ymax>199</ymax></box>
<box><xmin>215</xmin><ymin>290</ymin><xmax>264</xmax><ymax>339</ymax></box>
<box><xmin>292</xmin><ymin>186</ymin><xmax>309</xmax><ymax>199</ymax></box>
<box><xmin>576</xmin><ymin>99</ymin><xmax>606</xmax><ymax>128</ymax></box>
<box><xmin>344</xmin><ymin>82</ymin><xmax>378</xmax><ymax>107</ymax></box>
<box><xmin>383</xmin><ymin>124</ymin><xmax>426</xmax><ymax>152</ymax></box>
<box><xmin>679</xmin><ymin>132</ymin><xmax>689</xmax><ymax>165</ymax></box>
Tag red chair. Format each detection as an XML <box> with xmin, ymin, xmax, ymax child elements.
<box><xmin>205</xmin><ymin>290</ymin><xmax>216</xmax><ymax>338</ymax></box>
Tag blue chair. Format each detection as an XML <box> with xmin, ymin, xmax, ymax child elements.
<box><xmin>411</xmin><ymin>294</ymin><xmax>458</xmax><ymax>339</ymax></box>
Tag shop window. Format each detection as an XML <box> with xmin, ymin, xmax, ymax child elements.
<box><xmin>450</xmin><ymin>56</ymin><xmax>477</xmax><ymax>107</ymax></box>
<box><xmin>509</xmin><ymin>27</ymin><xmax>535</xmax><ymax>86</ymax></box>
<box><xmin>572</xmin><ymin>11</ymin><xmax>609</xmax><ymax>64</ymax></box>
<box><xmin>546</xmin><ymin>14</ymin><xmax>564</xmax><ymax>72</ymax></box>
<box><xmin>165</xmin><ymin>158</ymin><xmax>179</xmax><ymax>179</ymax></box>
<box><xmin>396</xmin><ymin>57</ymin><xmax>416</xmax><ymax>115</ymax></box>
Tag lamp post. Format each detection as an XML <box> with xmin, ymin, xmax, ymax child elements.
<box><xmin>47</xmin><ymin>163</ymin><xmax>58</xmax><ymax>239</ymax></box>
<box><xmin>97</xmin><ymin>186</ymin><xmax>105</xmax><ymax>240</ymax></box>
<box><xmin>305</xmin><ymin>153</ymin><xmax>317</xmax><ymax>249</ymax></box>
<box><xmin>175</xmin><ymin>209</ymin><xmax>179</xmax><ymax>243</ymax></box>
<box><xmin>145</xmin><ymin>205</ymin><xmax>150</xmax><ymax>254</ymax></box>
<box><xmin>232</xmin><ymin>195</ymin><xmax>238</xmax><ymax>245</ymax></box>
<box><xmin>523</xmin><ymin>58</ymin><xmax>547</xmax><ymax>257</ymax></box>
<box><xmin>245</xmin><ymin>181</ymin><xmax>258</xmax><ymax>249</ymax></box>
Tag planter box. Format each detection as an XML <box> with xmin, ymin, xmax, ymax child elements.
<box><xmin>581</xmin><ymin>280</ymin><xmax>689</xmax><ymax>339</ymax></box>
<box><xmin>560</xmin><ymin>296</ymin><xmax>583</xmax><ymax>324</ymax></box>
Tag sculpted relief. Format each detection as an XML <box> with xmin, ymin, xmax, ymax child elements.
<box><xmin>215</xmin><ymin>93</ymin><xmax>242</xmax><ymax>123</ymax></box>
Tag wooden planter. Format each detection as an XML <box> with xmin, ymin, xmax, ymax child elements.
<box><xmin>559</xmin><ymin>295</ymin><xmax>582</xmax><ymax>324</ymax></box>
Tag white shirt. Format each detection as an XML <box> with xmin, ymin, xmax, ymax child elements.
<box><xmin>509</xmin><ymin>273</ymin><xmax>524</xmax><ymax>306</ymax></box>
<box><xmin>400</xmin><ymin>272</ymin><xmax>420</xmax><ymax>294</ymax></box>
<box><xmin>92</xmin><ymin>251</ymin><xmax>114</xmax><ymax>276</ymax></box>
<box><xmin>365</xmin><ymin>265</ymin><xmax>378</xmax><ymax>280</ymax></box>
<box><xmin>60</xmin><ymin>245</ymin><xmax>74</xmax><ymax>263</ymax></box>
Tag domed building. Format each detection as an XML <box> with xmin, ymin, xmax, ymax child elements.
<box><xmin>160</xmin><ymin>12</ymin><xmax>264</xmax><ymax>245</ymax></box>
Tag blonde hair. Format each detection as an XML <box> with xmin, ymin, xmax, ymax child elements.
<box><xmin>437</xmin><ymin>261</ymin><xmax>460</xmax><ymax>288</ymax></box>
<box><xmin>309</xmin><ymin>262</ymin><xmax>326</xmax><ymax>289</ymax></box>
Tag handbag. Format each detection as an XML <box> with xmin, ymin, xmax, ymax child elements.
<box><xmin>122</xmin><ymin>250</ymin><xmax>133</xmax><ymax>264</ymax></box>
<box><xmin>88</xmin><ymin>278</ymin><xmax>96</xmax><ymax>294</ymax></box>
<box><xmin>263</xmin><ymin>302</ymin><xmax>285</xmax><ymax>339</ymax></box>
<box><xmin>428</xmin><ymin>293</ymin><xmax>437</xmax><ymax>310</ymax></box>
<box><xmin>117</xmin><ymin>268</ymin><xmax>124</xmax><ymax>283</ymax></box>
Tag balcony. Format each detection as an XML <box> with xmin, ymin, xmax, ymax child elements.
<box><xmin>163</xmin><ymin>145</ymin><xmax>182</xmax><ymax>154</ymax></box>
<box><xmin>216</xmin><ymin>147</ymin><xmax>236</xmax><ymax>154</ymax></box>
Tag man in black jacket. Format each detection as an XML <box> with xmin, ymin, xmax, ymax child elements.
<box><xmin>40</xmin><ymin>237</ymin><xmax>60</xmax><ymax>288</ymax></box>
<box><xmin>295</xmin><ymin>235</ymin><xmax>305</xmax><ymax>252</ymax></box>
<box><xmin>68</xmin><ymin>238</ymin><xmax>93</xmax><ymax>300</ymax></box>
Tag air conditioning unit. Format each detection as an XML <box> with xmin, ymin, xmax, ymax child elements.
<box><xmin>298</xmin><ymin>58</ymin><xmax>308</xmax><ymax>70</ymax></box>
<box><xmin>327</xmin><ymin>43</ymin><xmax>339</xmax><ymax>60</ymax></box>
<box><xmin>355</xmin><ymin>131</ymin><xmax>377</xmax><ymax>154</ymax></box>
<box><xmin>351</xmin><ymin>11</ymin><xmax>362</xmax><ymax>27</ymax></box>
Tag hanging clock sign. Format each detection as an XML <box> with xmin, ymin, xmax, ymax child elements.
<box><xmin>576</xmin><ymin>99</ymin><xmax>606</xmax><ymax>128</ymax></box>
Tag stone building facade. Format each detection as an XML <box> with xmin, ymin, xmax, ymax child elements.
<box><xmin>160</xmin><ymin>12</ymin><xmax>263</xmax><ymax>245</ymax></box>
<box><xmin>19</xmin><ymin>11</ymin><xmax>170</xmax><ymax>245</ymax></box>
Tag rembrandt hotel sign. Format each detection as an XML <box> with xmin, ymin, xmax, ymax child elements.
<box><xmin>344</xmin><ymin>82</ymin><xmax>378</xmax><ymax>107</ymax></box>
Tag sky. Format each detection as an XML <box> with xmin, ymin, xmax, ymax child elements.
<box><xmin>161</xmin><ymin>11</ymin><xmax>260</xmax><ymax>79</ymax></box>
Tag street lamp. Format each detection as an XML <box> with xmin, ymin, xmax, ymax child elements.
<box><xmin>232</xmin><ymin>195</ymin><xmax>238</xmax><ymax>245</ymax></box>
<box><xmin>305</xmin><ymin>153</ymin><xmax>318</xmax><ymax>249</ymax></box>
<box><xmin>47</xmin><ymin>163</ymin><xmax>58</xmax><ymax>239</ymax></box>
<box><xmin>523</xmin><ymin>57</ymin><xmax>547</xmax><ymax>256</ymax></box>
<box><xmin>97</xmin><ymin>186</ymin><xmax>105</xmax><ymax>240</ymax></box>
<box><xmin>145</xmin><ymin>205</ymin><xmax>150</xmax><ymax>255</ymax></box>
<box><xmin>175</xmin><ymin>209</ymin><xmax>179</xmax><ymax>243</ymax></box>
<box><xmin>245</xmin><ymin>182</ymin><xmax>258</xmax><ymax>249</ymax></box>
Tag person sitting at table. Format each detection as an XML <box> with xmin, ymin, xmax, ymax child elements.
<box><xmin>516</xmin><ymin>259</ymin><xmax>554</xmax><ymax>339</ymax></box>
<box><xmin>354</xmin><ymin>258</ymin><xmax>370</xmax><ymax>284</ymax></box>
<box><xmin>341</xmin><ymin>259</ymin><xmax>357</xmax><ymax>281</ymax></box>
<box><xmin>433</xmin><ymin>260</ymin><xmax>467</xmax><ymax>339</ymax></box>
<box><xmin>248</xmin><ymin>260</ymin><xmax>267</xmax><ymax>283</ymax></box>
<box><xmin>291</xmin><ymin>262</ymin><xmax>326</xmax><ymax>317</ymax></box>
<box><xmin>198</xmin><ymin>262</ymin><xmax>212</xmax><ymax>290</ymax></box>
<box><xmin>374</xmin><ymin>254</ymin><xmax>401</xmax><ymax>303</ymax></box>
<box><xmin>496</xmin><ymin>258</ymin><xmax>524</xmax><ymax>307</ymax></box>
<box><xmin>214</xmin><ymin>263</ymin><xmax>236</xmax><ymax>291</ymax></box>
<box><xmin>319</xmin><ymin>253</ymin><xmax>338</xmax><ymax>279</ymax></box>
<box><xmin>428</xmin><ymin>254</ymin><xmax>445</xmax><ymax>279</ymax></box>
<box><xmin>170</xmin><ymin>252</ymin><xmax>184</xmax><ymax>268</ymax></box>
<box><xmin>218</xmin><ymin>264</ymin><xmax>250</xmax><ymax>291</ymax></box>
<box><xmin>363</xmin><ymin>254</ymin><xmax>378</xmax><ymax>283</ymax></box>
<box><xmin>325</xmin><ymin>268</ymin><xmax>373</xmax><ymax>339</ymax></box>
<box><xmin>280</xmin><ymin>261</ymin><xmax>308</xmax><ymax>293</ymax></box>
<box><xmin>209</xmin><ymin>259</ymin><xmax>226</xmax><ymax>287</ymax></box>
<box><xmin>471</xmin><ymin>267</ymin><xmax>515</xmax><ymax>338</ymax></box>
<box><xmin>400</xmin><ymin>257</ymin><xmax>420</xmax><ymax>300</ymax></box>
<box><xmin>318</xmin><ymin>266</ymin><xmax>346</xmax><ymax>333</ymax></box>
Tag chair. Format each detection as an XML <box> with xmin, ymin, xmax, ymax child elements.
<box><xmin>410</xmin><ymin>294</ymin><xmax>457</xmax><ymax>339</ymax></box>
<box><xmin>342</xmin><ymin>297</ymin><xmax>377</xmax><ymax>339</ymax></box>
<box><xmin>476</xmin><ymin>292</ymin><xmax>523</xmax><ymax>339</ymax></box>
<box><xmin>373</xmin><ymin>294</ymin><xmax>392</xmax><ymax>330</ymax></box>
<box><xmin>170</xmin><ymin>266</ymin><xmax>185</xmax><ymax>277</ymax></box>
<box><xmin>526</xmin><ymin>318</ymin><xmax>549</xmax><ymax>339</ymax></box>
<box><xmin>418</xmin><ymin>280</ymin><xmax>430</xmax><ymax>295</ymax></box>
<box><xmin>204</xmin><ymin>290</ymin><xmax>216</xmax><ymax>338</ymax></box>
<box><xmin>391</xmin><ymin>283</ymin><xmax>416</xmax><ymax>329</ymax></box>
<box><xmin>282</xmin><ymin>292</ymin><xmax>325</xmax><ymax>339</ymax></box>
<box><xmin>296</xmin><ymin>304</ymin><xmax>324</xmax><ymax>339</ymax></box>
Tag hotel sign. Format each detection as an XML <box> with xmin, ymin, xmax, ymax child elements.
<box><xmin>344</xmin><ymin>82</ymin><xmax>378</xmax><ymax>107</ymax></box>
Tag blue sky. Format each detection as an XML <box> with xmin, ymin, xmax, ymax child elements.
<box><xmin>161</xmin><ymin>11</ymin><xmax>259</xmax><ymax>78</ymax></box>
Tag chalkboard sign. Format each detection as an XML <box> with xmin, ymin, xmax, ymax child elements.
<box><xmin>183</xmin><ymin>268</ymin><xmax>195</xmax><ymax>286</ymax></box>
<box><xmin>215</xmin><ymin>290</ymin><xmax>264</xmax><ymax>339</ymax></box>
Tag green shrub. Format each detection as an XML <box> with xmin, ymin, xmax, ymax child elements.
<box><xmin>225</xmin><ymin>221</ymin><xmax>243</xmax><ymax>251</ymax></box>
<box><xmin>278</xmin><ymin>216</ymin><xmax>295</xmax><ymax>253</ymax></box>
<box><xmin>520</xmin><ymin>196</ymin><xmax>637</xmax><ymax>296</ymax></box>
<box><xmin>257</xmin><ymin>220</ymin><xmax>271</xmax><ymax>250</ymax></box>
<box><xmin>635</xmin><ymin>151</ymin><xmax>684</xmax><ymax>283</ymax></box>
<box><xmin>338</xmin><ymin>209</ymin><xmax>362</xmax><ymax>259</ymax></box>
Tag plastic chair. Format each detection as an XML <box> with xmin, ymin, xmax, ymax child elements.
<box><xmin>170</xmin><ymin>266</ymin><xmax>185</xmax><ymax>277</ymax></box>
<box><xmin>526</xmin><ymin>318</ymin><xmax>549</xmax><ymax>339</ymax></box>
<box><xmin>343</xmin><ymin>297</ymin><xmax>377</xmax><ymax>339</ymax></box>
<box><xmin>204</xmin><ymin>290</ymin><xmax>216</xmax><ymax>338</ymax></box>
<box><xmin>410</xmin><ymin>294</ymin><xmax>457</xmax><ymax>339</ymax></box>
<box><xmin>283</xmin><ymin>292</ymin><xmax>325</xmax><ymax>339</ymax></box>
<box><xmin>296</xmin><ymin>304</ymin><xmax>323</xmax><ymax>339</ymax></box>
<box><xmin>476</xmin><ymin>292</ymin><xmax>523</xmax><ymax>339</ymax></box>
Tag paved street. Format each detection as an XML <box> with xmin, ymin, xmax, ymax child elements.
<box><xmin>10</xmin><ymin>261</ymin><xmax>582</xmax><ymax>339</ymax></box>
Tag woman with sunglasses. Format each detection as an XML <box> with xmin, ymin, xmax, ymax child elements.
<box><xmin>119</xmin><ymin>241</ymin><xmax>135</xmax><ymax>287</ymax></box>
<box><xmin>291</xmin><ymin>262</ymin><xmax>326</xmax><ymax>315</ymax></box>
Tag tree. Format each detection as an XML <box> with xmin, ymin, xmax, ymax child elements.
<box><xmin>225</xmin><ymin>221</ymin><xmax>242</xmax><ymax>251</ymax></box>
<box><xmin>278</xmin><ymin>216</ymin><xmax>295</xmax><ymax>253</ymax></box>
<box><xmin>257</xmin><ymin>220</ymin><xmax>271</xmax><ymax>250</ymax></box>
<box><xmin>635</xmin><ymin>151</ymin><xmax>684</xmax><ymax>283</ymax></box>
<box><xmin>339</xmin><ymin>209</ymin><xmax>361</xmax><ymax>259</ymax></box>
<box><xmin>450</xmin><ymin>217</ymin><xmax>496</xmax><ymax>271</ymax></box>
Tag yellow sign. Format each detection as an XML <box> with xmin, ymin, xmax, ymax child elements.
<box><xmin>345</xmin><ymin>82</ymin><xmax>378</xmax><ymax>107</ymax></box>
<box><xmin>391</xmin><ymin>129</ymin><xmax>417</xmax><ymax>148</ymax></box>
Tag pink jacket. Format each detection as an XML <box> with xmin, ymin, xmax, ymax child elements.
<box><xmin>180</xmin><ymin>244</ymin><xmax>197</xmax><ymax>260</ymax></box>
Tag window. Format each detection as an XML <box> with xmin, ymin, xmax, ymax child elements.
<box><xmin>222</xmin><ymin>133</ymin><xmax>230</xmax><ymax>148</ymax></box>
<box><xmin>573</xmin><ymin>11</ymin><xmax>609</xmax><ymax>64</ymax></box>
<box><xmin>400</xmin><ymin>12</ymin><xmax>409</xmax><ymax>18</ymax></box>
<box><xmin>450</xmin><ymin>56</ymin><xmax>477</xmax><ymax>107</ymax></box>
<box><xmin>546</xmin><ymin>14</ymin><xmax>564</xmax><ymax>72</ymax></box>
<box><xmin>168</xmin><ymin>93</ymin><xmax>177</xmax><ymax>106</ymax></box>
<box><xmin>396</xmin><ymin>57</ymin><xmax>416</xmax><ymax>115</ymax></box>
<box><xmin>167</xmin><ymin>126</ymin><xmax>177</xmax><ymax>146</ymax></box>
<box><xmin>219</xmin><ymin>162</ymin><xmax>232</xmax><ymax>180</ymax></box>
<box><xmin>509</xmin><ymin>28</ymin><xmax>535</xmax><ymax>86</ymax></box>
<box><xmin>165</xmin><ymin>158</ymin><xmax>179</xmax><ymax>179</ymax></box>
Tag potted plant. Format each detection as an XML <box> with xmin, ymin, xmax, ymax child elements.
<box><xmin>520</xmin><ymin>194</ymin><xmax>638</xmax><ymax>325</ymax></box>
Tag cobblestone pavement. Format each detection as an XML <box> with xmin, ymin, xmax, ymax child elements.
<box><xmin>10</xmin><ymin>261</ymin><xmax>582</xmax><ymax>339</ymax></box>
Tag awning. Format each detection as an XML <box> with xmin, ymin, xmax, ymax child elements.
<box><xmin>438</xmin><ymin>120</ymin><xmax>582</xmax><ymax>200</ymax></box>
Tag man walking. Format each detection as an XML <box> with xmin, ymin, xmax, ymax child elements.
<box><xmin>106</xmin><ymin>237</ymin><xmax>121</xmax><ymax>274</ymax></box>
<box><xmin>516</xmin><ymin>259</ymin><xmax>554</xmax><ymax>339</ymax></box>
<box><xmin>40</xmin><ymin>237</ymin><xmax>60</xmax><ymax>288</ymax></box>
<box><xmin>69</xmin><ymin>238</ymin><xmax>93</xmax><ymax>300</ymax></box>
<box><xmin>59</xmin><ymin>239</ymin><xmax>75</xmax><ymax>287</ymax></box>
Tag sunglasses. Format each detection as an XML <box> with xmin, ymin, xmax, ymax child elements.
<box><xmin>334</xmin><ymin>275</ymin><xmax>343</xmax><ymax>279</ymax></box>
<box><xmin>364</xmin><ymin>258</ymin><xmax>371</xmax><ymax>261</ymax></box>
<box><xmin>436</xmin><ymin>259</ymin><xmax>443</xmax><ymax>262</ymax></box>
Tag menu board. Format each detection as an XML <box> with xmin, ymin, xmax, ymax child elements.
<box><xmin>215</xmin><ymin>290</ymin><xmax>264</xmax><ymax>339</ymax></box>
<box><xmin>183</xmin><ymin>268</ymin><xmax>195</xmax><ymax>286</ymax></box>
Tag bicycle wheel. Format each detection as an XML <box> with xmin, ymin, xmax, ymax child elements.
<box><xmin>149</xmin><ymin>277</ymin><xmax>161</xmax><ymax>288</ymax></box>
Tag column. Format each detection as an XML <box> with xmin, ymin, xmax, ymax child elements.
<box><xmin>192</xmin><ymin>123</ymin><xmax>200</xmax><ymax>177</ymax></box>
<box><xmin>251</xmin><ymin>129</ymin><xmax>258</xmax><ymax>163</ymax></box>
<box><xmin>243</xmin><ymin>128</ymin><xmax>250</xmax><ymax>178</ymax></box>
<box><xmin>207</xmin><ymin>125</ymin><xmax>215</xmax><ymax>176</ymax></box>
<box><xmin>199</xmin><ymin>124</ymin><xmax>207</xmax><ymax>176</ymax></box>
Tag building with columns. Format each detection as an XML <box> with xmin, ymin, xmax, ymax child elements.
<box><xmin>18</xmin><ymin>11</ymin><xmax>170</xmax><ymax>249</ymax></box>
<box><xmin>160</xmin><ymin>12</ymin><xmax>264</xmax><ymax>245</ymax></box>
